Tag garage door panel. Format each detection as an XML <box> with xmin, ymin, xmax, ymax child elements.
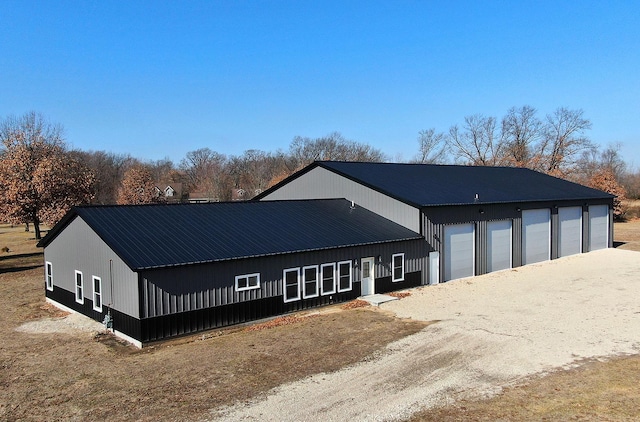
<box><xmin>558</xmin><ymin>207</ymin><xmax>582</xmax><ymax>257</ymax></box>
<box><xmin>487</xmin><ymin>220</ymin><xmax>512</xmax><ymax>272</ymax></box>
<box><xmin>589</xmin><ymin>205</ymin><xmax>609</xmax><ymax>251</ymax></box>
<box><xmin>522</xmin><ymin>209</ymin><xmax>550</xmax><ymax>265</ymax></box>
<box><xmin>444</xmin><ymin>224</ymin><xmax>474</xmax><ymax>281</ymax></box>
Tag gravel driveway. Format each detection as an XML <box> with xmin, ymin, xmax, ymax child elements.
<box><xmin>212</xmin><ymin>248</ymin><xmax>640</xmax><ymax>421</ymax></box>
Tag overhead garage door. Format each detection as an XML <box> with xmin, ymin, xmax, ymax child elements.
<box><xmin>444</xmin><ymin>223</ymin><xmax>475</xmax><ymax>281</ymax></box>
<box><xmin>487</xmin><ymin>220</ymin><xmax>512</xmax><ymax>272</ymax></box>
<box><xmin>589</xmin><ymin>205</ymin><xmax>609</xmax><ymax>251</ymax></box>
<box><xmin>558</xmin><ymin>207</ymin><xmax>582</xmax><ymax>257</ymax></box>
<box><xmin>522</xmin><ymin>209</ymin><xmax>551</xmax><ymax>265</ymax></box>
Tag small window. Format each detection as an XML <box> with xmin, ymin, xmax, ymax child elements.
<box><xmin>283</xmin><ymin>268</ymin><xmax>301</xmax><ymax>303</ymax></box>
<box><xmin>45</xmin><ymin>261</ymin><xmax>53</xmax><ymax>291</ymax></box>
<box><xmin>235</xmin><ymin>273</ymin><xmax>260</xmax><ymax>292</ymax></box>
<box><xmin>92</xmin><ymin>276</ymin><xmax>102</xmax><ymax>312</ymax></box>
<box><xmin>75</xmin><ymin>271</ymin><xmax>84</xmax><ymax>304</ymax></box>
<box><xmin>392</xmin><ymin>253</ymin><xmax>405</xmax><ymax>282</ymax></box>
<box><xmin>337</xmin><ymin>261</ymin><xmax>352</xmax><ymax>292</ymax></box>
<box><xmin>303</xmin><ymin>265</ymin><xmax>319</xmax><ymax>299</ymax></box>
<box><xmin>321</xmin><ymin>263</ymin><xmax>336</xmax><ymax>295</ymax></box>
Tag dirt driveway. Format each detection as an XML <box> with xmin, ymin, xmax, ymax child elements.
<box><xmin>213</xmin><ymin>248</ymin><xmax>640</xmax><ymax>421</ymax></box>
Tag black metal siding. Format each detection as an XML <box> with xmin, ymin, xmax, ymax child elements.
<box><xmin>46</xmin><ymin>287</ymin><xmax>141</xmax><ymax>341</ymax></box>
<box><xmin>421</xmin><ymin>198</ymin><xmax>613</xmax><ymax>283</ymax></box>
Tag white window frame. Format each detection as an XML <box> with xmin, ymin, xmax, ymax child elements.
<box><xmin>235</xmin><ymin>273</ymin><xmax>260</xmax><ymax>292</ymax></box>
<box><xmin>302</xmin><ymin>265</ymin><xmax>319</xmax><ymax>299</ymax></box>
<box><xmin>92</xmin><ymin>276</ymin><xmax>102</xmax><ymax>312</ymax></box>
<box><xmin>45</xmin><ymin>261</ymin><xmax>53</xmax><ymax>291</ymax></box>
<box><xmin>75</xmin><ymin>270</ymin><xmax>84</xmax><ymax>304</ymax></box>
<box><xmin>320</xmin><ymin>263</ymin><xmax>336</xmax><ymax>295</ymax></box>
<box><xmin>283</xmin><ymin>268</ymin><xmax>301</xmax><ymax>303</ymax></box>
<box><xmin>392</xmin><ymin>253</ymin><xmax>405</xmax><ymax>282</ymax></box>
<box><xmin>337</xmin><ymin>260</ymin><xmax>352</xmax><ymax>292</ymax></box>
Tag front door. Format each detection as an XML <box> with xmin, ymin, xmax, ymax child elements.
<box><xmin>361</xmin><ymin>257</ymin><xmax>375</xmax><ymax>296</ymax></box>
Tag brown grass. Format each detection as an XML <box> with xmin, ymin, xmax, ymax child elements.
<box><xmin>411</xmin><ymin>355</ymin><xmax>640</xmax><ymax>421</ymax></box>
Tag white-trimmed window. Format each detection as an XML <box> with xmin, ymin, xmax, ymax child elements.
<box><xmin>92</xmin><ymin>276</ymin><xmax>102</xmax><ymax>312</ymax></box>
<box><xmin>392</xmin><ymin>253</ymin><xmax>405</xmax><ymax>282</ymax></box>
<box><xmin>45</xmin><ymin>261</ymin><xmax>53</xmax><ymax>291</ymax></box>
<box><xmin>337</xmin><ymin>260</ymin><xmax>352</xmax><ymax>292</ymax></box>
<box><xmin>283</xmin><ymin>268</ymin><xmax>301</xmax><ymax>303</ymax></box>
<box><xmin>302</xmin><ymin>265</ymin><xmax>319</xmax><ymax>299</ymax></box>
<box><xmin>320</xmin><ymin>263</ymin><xmax>336</xmax><ymax>295</ymax></box>
<box><xmin>75</xmin><ymin>270</ymin><xmax>84</xmax><ymax>304</ymax></box>
<box><xmin>235</xmin><ymin>273</ymin><xmax>260</xmax><ymax>292</ymax></box>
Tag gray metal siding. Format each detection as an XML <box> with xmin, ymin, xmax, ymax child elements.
<box><xmin>139</xmin><ymin>239</ymin><xmax>428</xmax><ymax>318</ymax></box>
<box><xmin>43</xmin><ymin>216</ymin><xmax>139</xmax><ymax>318</ymax></box>
<box><xmin>260</xmin><ymin>166</ymin><xmax>421</xmax><ymax>232</ymax></box>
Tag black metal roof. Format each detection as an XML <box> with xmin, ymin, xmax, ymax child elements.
<box><xmin>257</xmin><ymin>161</ymin><xmax>613</xmax><ymax>207</ymax></box>
<box><xmin>38</xmin><ymin>199</ymin><xmax>422</xmax><ymax>270</ymax></box>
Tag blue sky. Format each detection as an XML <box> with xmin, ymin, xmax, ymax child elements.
<box><xmin>2</xmin><ymin>1</ymin><xmax>639</xmax><ymax>167</ymax></box>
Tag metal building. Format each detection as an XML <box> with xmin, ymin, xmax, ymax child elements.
<box><xmin>38</xmin><ymin>199</ymin><xmax>427</xmax><ymax>346</ymax></box>
<box><xmin>256</xmin><ymin>161</ymin><xmax>615</xmax><ymax>284</ymax></box>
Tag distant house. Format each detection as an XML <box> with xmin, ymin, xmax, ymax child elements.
<box><xmin>38</xmin><ymin>199</ymin><xmax>425</xmax><ymax>346</ymax></box>
<box><xmin>154</xmin><ymin>183</ymin><xmax>184</xmax><ymax>202</ymax></box>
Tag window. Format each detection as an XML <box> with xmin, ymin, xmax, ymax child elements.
<box><xmin>302</xmin><ymin>265</ymin><xmax>319</xmax><ymax>299</ymax></box>
<box><xmin>321</xmin><ymin>263</ymin><xmax>336</xmax><ymax>295</ymax></box>
<box><xmin>235</xmin><ymin>273</ymin><xmax>260</xmax><ymax>292</ymax></box>
<box><xmin>75</xmin><ymin>271</ymin><xmax>84</xmax><ymax>304</ymax></box>
<box><xmin>392</xmin><ymin>253</ymin><xmax>405</xmax><ymax>282</ymax></box>
<box><xmin>337</xmin><ymin>261</ymin><xmax>352</xmax><ymax>292</ymax></box>
<box><xmin>92</xmin><ymin>276</ymin><xmax>102</xmax><ymax>312</ymax></box>
<box><xmin>283</xmin><ymin>268</ymin><xmax>301</xmax><ymax>303</ymax></box>
<box><xmin>45</xmin><ymin>261</ymin><xmax>53</xmax><ymax>291</ymax></box>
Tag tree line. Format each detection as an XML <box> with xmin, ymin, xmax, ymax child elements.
<box><xmin>1</xmin><ymin>109</ymin><xmax>637</xmax><ymax>238</ymax></box>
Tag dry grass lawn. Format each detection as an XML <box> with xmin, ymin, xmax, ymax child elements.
<box><xmin>1</xmin><ymin>220</ymin><xmax>639</xmax><ymax>421</ymax></box>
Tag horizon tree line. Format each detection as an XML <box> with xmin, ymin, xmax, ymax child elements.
<box><xmin>1</xmin><ymin>110</ymin><xmax>637</xmax><ymax>238</ymax></box>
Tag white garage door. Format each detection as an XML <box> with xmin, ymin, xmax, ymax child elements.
<box><xmin>444</xmin><ymin>224</ymin><xmax>475</xmax><ymax>281</ymax></box>
<box><xmin>522</xmin><ymin>209</ymin><xmax>551</xmax><ymax>265</ymax></box>
<box><xmin>558</xmin><ymin>207</ymin><xmax>582</xmax><ymax>257</ymax></box>
<box><xmin>589</xmin><ymin>205</ymin><xmax>609</xmax><ymax>251</ymax></box>
<box><xmin>487</xmin><ymin>220</ymin><xmax>512</xmax><ymax>272</ymax></box>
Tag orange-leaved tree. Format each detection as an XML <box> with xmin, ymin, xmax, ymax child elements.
<box><xmin>0</xmin><ymin>112</ymin><xmax>95</xmax><ymax>239</ymax></box>
<box><xmin>588</xmin><ymin>168</ymin><xmax>626</xmax><ymax>220</ymax></box>
<box><xmin>116</xmin><ymin>164</ymin><xmax>157</xmax><ymax>205</ymax></box>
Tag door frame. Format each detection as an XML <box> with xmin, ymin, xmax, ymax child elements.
<box><xmin>360</xmin><ymin>257</ymin><xmax>375</xmax><ymax>296</ymax></box>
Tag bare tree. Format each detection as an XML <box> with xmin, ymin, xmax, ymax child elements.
<box><xmin>289</xmin><ymin>132</ymin><xmax>386</xmax><ymax>168</ymax></box>
<box><xmin>227</xmin><ymin>150</ymin><xmax>292</xmax><ymax>198</ymax></box>
<box><xmin>0</xmin><ymin>112</ymin><xmax>94</xmax><ymax>238</ymax></box>
<box><xmin>539</xmin><ymin>107</ymin><xmax>593</xmax><ymax>176</ymax></box>
<box><xmin>180</xmin><ymin>148</ymin><xmax>230</xmax><ymax>201</ymax></box>
<box><xmin>447</xmin><ymin>115</ymin><xmax>502</xmax><ymax>166</ymax></box>
<box><xmin>413</xmin><ymin>129</ymin><xmax>448</xmax><ymax>164</ymax></box>
<box><xmin>501</xmin><ymin>105</ymin><xmax>544</xmax><ymax>167</ymax></box>
<box><xmin>72</xmin><ymin>150</ymin><xmax>138</xmax><ymax>204</ymax></box>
